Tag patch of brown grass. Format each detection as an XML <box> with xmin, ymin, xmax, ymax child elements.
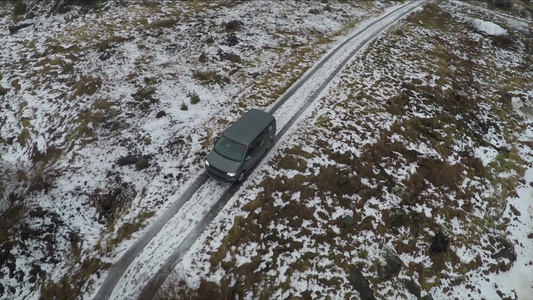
<box><xmin>192</xmin><ymin>70</ymin><xmax>230</xmax><ymax>85</ymax></box>
<box><xmin>276</xmin><ymin>155</ymin><xmax>307</xmax><ymax>171</ymax></box>
<box><xmin>107</xmin><ymin>211</ymin><xmax>155</xmax><ymax>252</ymax></box>
<box><xmin>491</xmin><ymin>35</ymin><xmax>514</xmax><ymax>48</ymax></box>
<box><xmin>40</xmin><ymin>258</ymin><xmax>110</xmax><ymax>300</ymax></box>
<box><xmin>406</xmin><ymin>3</ymin><xmax>461</xmax><ymax>33</ymax></box>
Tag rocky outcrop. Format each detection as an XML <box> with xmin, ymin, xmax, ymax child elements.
<box><xmin>429</xmin><ymin>232</ymin><xmax>449</xmax><ymax>255</ymax></box>
<box><xmin>377</xmin><ymin>247</ymin><xmax>403</xmax><ymax>280</ymax></box>
<box><xmin>348</xmin><ymin>268</ymin><xmax>376</xmax><ymax>300</ymax></box>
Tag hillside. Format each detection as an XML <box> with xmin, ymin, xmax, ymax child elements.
<box><xmin>1</xmin><ymin>0</ymin><xmax>532</xmax><ymax>300</ymax></box>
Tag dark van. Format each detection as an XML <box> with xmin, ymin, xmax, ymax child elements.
<box><xmin>205</xmin><ymin>109</ymin><xmax>276</xmax><ymax>183</ymax></box>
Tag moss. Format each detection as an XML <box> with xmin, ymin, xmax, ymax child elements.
<box><xmin>72</xmin><ymin>76</ymin><xmax>102</xmax><ymax>97</ymax></box>
<box><xmin>406</xmin><ymin>3</ymin><xmax>462</xmax><ymax>33</ymax></box>
<box><xmin>192</xmin><ymin>70</ymin><xmax>228</xmax><ymax>85</ymax></box>
<box><xmin>107</xmin><ymin>211</ymin><xmax>155</xmax><ymax>252</ymax></box>
<box><xmin>68</xmin><ymin>110</ymin><xmax>105</xmax><ymax>141</ymax></box>
<box><xmin>487</xmin><ymin>147</ymin><xmax>524</xmax><ymax>200</ymax></box>
<box><xmin>148</xmin><ymin>18</ymin><xmax>179</xmax><ymax>29</ymax></box>
<box><xmin>40</xmin><ymin>258</ymin><xmax>111</xmax><ymax>300</ymax></box>
<box><xmin>22</xmin><ymin>118</ymin><xmax>32</xmax><ymax>128</ymax></box>
<box><xmin>13</xmin><ymin>1</ymin><xmax>26</xmax><ymax>16</ymax></box>
<box><xmin>18</xmin><ymin>128</ymin><xmax>30</xmax><ymax>146</ymax></box>
<box><xmin>276</xmin><ymin>155</ymin><xmax>308</xmax><ymax>171</ymax></box>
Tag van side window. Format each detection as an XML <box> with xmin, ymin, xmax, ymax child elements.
<box><xmin>247</xmin><ymin>131</ymin><xmax>264</xmax><ymax>156</ymax></box>
<box><xmin>246</xmin><ymin>145</ymin><xmax>254</xmax><ymax>156</ymax></box>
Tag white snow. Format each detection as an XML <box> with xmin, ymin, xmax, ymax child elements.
<box><xmin>1</xmin><ymin>0</ymin><xmax>533</xmax><ymax>299</ymax></box>
<box><xmin>470</xmin><ymin>18</ymin><xmax>508</xmax><ymax>36</ymax></box>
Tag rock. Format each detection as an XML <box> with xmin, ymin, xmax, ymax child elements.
<box><xmin>225</xmin><ymin>33</ymin><xmax>240</xmax><ymax>46</ymax></box>
<box><xmin>0</xmin><ymin>85</ymin><xmax>8</xmax><ymax>95</ymax></box>
<box><xmin>135</xmin><ymin>157</ymin><xmax>150</xmax><ymax>171</ymax></box>
<box><xmin>49</xmin><ymin>0</ymin><xmax>102</xmax><ymax>14</ymax></box>
<box><xmin>492</xmin><ymin>247</ymin><xmax>516</xmax><ymax>262</ymax></box>
<box><xmin>132</xmin><ymin>86</ymin><xmax>156</xmax><ymax>102</ymax></box>
<box><xmin>358</xmin><ymin>216</ymin><xmax>375</xmax><ymax>231</ymax></box>
<box><xmin>199</xmin><ymin>53</ymin><xmax>207</xmax><ymax>63</ymax></box>
<box><xmin>25</xmin><ymin>11</ymin><xmax>36</xmax><ymax>20</ymax></box>
<box><xmin>410</xmin><ymin>213</ymin><xmax>422</xmax><ymax>238</ymax></box>
<box><xmin>15</xmin><ymin>270</ymin><xmax>24</xmax><ymax>283</ymax></box>
<box><xmin>377</xmin><ymin>247</ymin><xmax>403</xmax><ymax>280</ymax></box>
<box><xmin>337</xmin><ymin>174</ymin><xmax>349</xmax><ymax>187</ymax></box>
<box><xmin>205</xmin><ymin>36</ymin><xmax>215</xmax><ymax>44</ymax></box>
<box><xmin>156</xmin><ymin>111</ymin><xmax>166</xmax><ymax>118</ymax></box>
<box><xmin>117</xmin><ymin>155</ymin><xmax>138</xmax><ymax>166</ymax></box>
<box><xmin>11</xmin><ymin>79</ymin><xmax>21</xmax><ymax>90</ymax></box>
<box><xmin>390</xmin><ymin>210</ymin><xmax>409</xmax><ymax>228</ymax></box>
<box><xmin>218</xmin><ymin>49</ymin><xmax>241</xmax><ymax>62</ymax></box>
<box><xmin>225</xmin><ymin>20</ymin><xmax>244</xmax><ymax>31</ymax></box>
<box><xmin>342</xmin><ymin>214</ymin><xmax>355</xmax><ymax>227</ymax></box>
<box><xmin>499</xmin><ymin>92</ymin><xmax>512</xmax><ymax>106</ymax></box>
<box><xmin>494</xmin><ymin>0</ymin><xmax>512</xmax><ymax>10</ymax></box>
<box><xmin>99</xmin><ymin>49</ymin><xmax>115</xmax><ymax>61</ymax></box>
<box><xmin>309</xmin><ymin>8</ymin><xmax>320</xmax><ymax>14</ymax></box>
<box><xmin>422</xmin><ymin>294</ymin><xmax>434</xmax><ymax>300</ymax></box>
<box><xmin>357</xmin><ymin>188</ymin><xmax>372</xmax><ymax>200</ymax></box>
<box><xmin>405</xmin><ymin>279</ymin><xmax>421</xmax><ymax>298</ymax></box>
<box><xmin>8</xmin><ymin>22</ymin><xmax>32</xmax><ymax>35</ymax></box>
<box><xmin>429</xmin><ymin>232</ymin><xmax>449</xmax><ymax>255</ymax></box>
<box><xmin>100</xmin><ymin>194</ymin><xmax>113</xmax><ymax>211</ymax></box>
<box><xmin>348</xmin><ymin>269</ymin><xmax>376</xmax><ymax>300</ymax></box>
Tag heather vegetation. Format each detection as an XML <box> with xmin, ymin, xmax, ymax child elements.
<box><xmin>0</xmin><ymin>0</ymin><xmax>386</xmax><ymax>299</ymax></box>
<box><xmin>161</xmin><ymin>2</ymin><xmax>532</xmax><ymax>299</ymax></box>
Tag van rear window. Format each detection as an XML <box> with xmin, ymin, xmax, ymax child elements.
<box><xmin>214</xmin><ymin>136</ymin><xmax>246</xmax><ymax>162</ymax></box>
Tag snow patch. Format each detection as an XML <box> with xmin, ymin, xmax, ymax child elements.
<box><xmin>470</xmin><ymin>18</ymin><xmax>508</xmax><ymax>36</ymax></box>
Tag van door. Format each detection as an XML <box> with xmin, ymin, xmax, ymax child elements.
<box><xmin>244</xmin><ymin>130</ymin><xmax>266</xmax><ymax>168</ymax></box>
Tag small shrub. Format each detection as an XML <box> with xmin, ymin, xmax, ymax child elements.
<box><xmin>107</xmin><ymin>211</ymin><xmax>154</xmax><ymax>251</ymax></box>
<box><xmin>180</xmin><ymin>102</ymin><xmax>188</xmax><ymax>111</ymax></box>
<box><xmin>148</xmin><ymin>18</ymin><xmax>178</xmax><ymax>29</ymax></box>
<box><xmin>276</xmin><ymin>155</ymin><xmax>307</xmax><ymax>171</ymax></box>
<box><xmin>492</xmin><ymin>35</ymin><xmax>513</xmax><ymax>49</ymax></box>
<box><xmin>72</xmin><ymin>75</ymin><xmax>102</xmax><ymax>97</ymax></box>
<box><xmin>13</xmin><ymin>1</ymin><xmax>26</xmax><ymax>16</ymax></box>
<box><xmin>187</xmin><ymin>91</ymin><xmax>200</xmax><ymax>104</ymax></box>
<box><xmin>192</xmin><ymin>70</ymin><xmax>230</xmax><ymax>85</ymax></box>
<box><xmin>142</xmin><ymin>0</ymin><xmax>160</xmax><ymax>8</ymax></box>
<box><xmin>18</xmin><ymin>128</ymin><xmax>30</xmax><ymax>146</ymax></box>
<box><xmin>493</xmin><ymin>0</ymin><xmax>512</xmax><ymax>10</ymax></box>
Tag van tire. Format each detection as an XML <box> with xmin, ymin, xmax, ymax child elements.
<box><xmin>237</xmin><ymin>171</ymin><xmax>245</xmax><ymax>183</ymax></box>
<box><xmin>266</xmin><ymin>139</ymin><xmax>273</xmax><ymax>150</ymax></box>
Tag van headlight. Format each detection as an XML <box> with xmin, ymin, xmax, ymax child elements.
<box><xmin>227</xmin><ymin>172</ymin><xmax>236</xmax><ymax>176</ymax></box>
<box><xmin>205</xmin><ymin>160</ymin><xmax>210</xmax><ymax>167</ymax></box>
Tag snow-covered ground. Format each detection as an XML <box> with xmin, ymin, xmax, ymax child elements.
<box><xmin>0</xmin><ymin>0</ymin><xmax>532</xmax><ymax>299</ymax></box>
<box><xmin>160</xmin><ymin>2</ymin><xmax>533</xmax><ymax>300</ymax></box>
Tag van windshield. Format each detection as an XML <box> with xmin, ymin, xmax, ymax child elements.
<box><xmin>214</xmin><ymin>136</ymin><xmax>247</xmax><ymax>162</ymax></box>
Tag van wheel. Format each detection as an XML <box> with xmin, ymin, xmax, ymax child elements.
<box><xmin>237</xmin><ymin>171</ymin><xmax>245</xmax><ymax>183</ymax></box>
<box><xmin>266</xmin><ymin>139</ymin><xmax>273</xmax><ymax>150</ymax></box>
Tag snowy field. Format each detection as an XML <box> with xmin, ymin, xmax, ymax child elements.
<box><xmin>0</xmin><ymin>0</ymin><xmax>532</xmax><ymax>299</ymax></box>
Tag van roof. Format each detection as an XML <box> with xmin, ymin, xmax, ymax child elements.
<box><xmin>223</xmin><ymin>109</ymin><xmax>274</xmax><ymax>145</ymax></box>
